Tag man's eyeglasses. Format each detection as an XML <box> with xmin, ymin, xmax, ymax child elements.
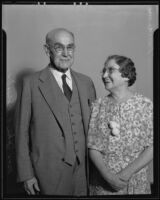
<box><xmin>48</xmin><ymin>43</ymin><xmax>75</xmax><ymax>54</ymax></box>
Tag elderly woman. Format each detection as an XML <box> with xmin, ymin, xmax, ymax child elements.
<box><xmin>88</xmin><ymin>55</ymin><xmax>153</xmax><ymax>195</ymax></box>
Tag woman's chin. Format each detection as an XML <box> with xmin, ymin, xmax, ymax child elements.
<box><xmin>104</xmin><ymin>83</ymin><xmax>112</xmax><ymax>90</ymax></box>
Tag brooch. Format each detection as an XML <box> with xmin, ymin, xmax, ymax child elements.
<box><xmin>108</xmin><ymin>121</ymin><xmax>120</xmax><ymax>138</ymax></box>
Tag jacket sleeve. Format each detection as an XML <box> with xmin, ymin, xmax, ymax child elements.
<box><xmin>15</xmin><ymin>77</ymin><xmax>34</xmax><ymax>182</ymax></box>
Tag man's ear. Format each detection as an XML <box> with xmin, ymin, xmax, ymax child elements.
<box><xmin>43</xmin><ymin>44</ymin><xmax>50</xmax><ymax>57</ymax></box>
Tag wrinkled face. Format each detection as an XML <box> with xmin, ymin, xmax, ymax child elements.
<box><xmin>47</xmin><ymin>30</ymin><xmax>75</xmax><ymax>71</ymax></box>
<box><xmin>102</xmin><ymin>59</ymin><xmax>128</xmax><ymax>91</ymax></box>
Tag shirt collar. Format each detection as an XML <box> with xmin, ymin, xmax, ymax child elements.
<box><xmin>50</xmin><ymin>67</ymin><xmax>72</xmax><ymax>80</ymax></box>
<box><xmin>65</xmin><ymin>69</ymin><xmax>72</xmax><ymax>80</ymax></box>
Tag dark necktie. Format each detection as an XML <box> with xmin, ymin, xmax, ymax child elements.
<box><xmin>62</xmin><ymin>74</ymin><xmax>72</xmax><ymax>101</ymax></box>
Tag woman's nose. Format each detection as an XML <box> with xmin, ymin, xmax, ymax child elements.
<box><xmin>103</xmin><ymin>71</ymin><xmax>109</xmax><ymax>78</ymax></box>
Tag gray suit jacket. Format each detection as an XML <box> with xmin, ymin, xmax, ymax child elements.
<box><xmin>15</xmin><ymin>65</ymin><xmax>96</xmax><ymax>193</ymax></box>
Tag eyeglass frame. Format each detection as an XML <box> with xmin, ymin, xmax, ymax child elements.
<box><xmin>46</xmin><ymin>43</ymin><xmax>75</xmax><ymax>54</ymax></box>
<box><xmin>101</xmin><ymin>66</ymin><xmax>120</xmax><ymax>76</ymax></box>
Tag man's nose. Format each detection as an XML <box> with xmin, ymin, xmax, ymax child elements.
<box><xmin>62</xmin><ymin>47</ymin><xmax>68</xmax><ymax>57</ymax></box>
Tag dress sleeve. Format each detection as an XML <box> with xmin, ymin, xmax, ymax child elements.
<box><xmin>87</xmin><ymin>98</ymin><xmax>107</xmax><ymax>153</ymax></box>
<box><xmin>141</xmin><ymin>99</ymin><xmax>153</xmax><ymax>147</ymax></box>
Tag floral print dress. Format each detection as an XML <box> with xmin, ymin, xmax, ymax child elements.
<box><xmin>88</xmin><ymin>93</ymin><xmax>153</xmax><ymax>195</ymax></box>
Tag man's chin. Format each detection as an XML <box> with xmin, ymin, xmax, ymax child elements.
<box><xmin>60</xmin><ymin>65</ymin><xmax>70</xmax><ymax>70</ymax></box>
<box><xmin>52</xmin><ymin>60</ymin><xmax>73</xmax><ymax>72</ymax></box>
<box><xmin>59</xmin><ymin>62</ymin><xmax>73</xmax><ymax>70</ymax></box>
<box><xmin>56</xmin><ymin>64</ymin><xmax>71</xmax><ymax>73</ymax></box>
<box><xmin>58</xmin><ymin>65</ymin><xmax>69</xmax><ymax>72</ymax></box>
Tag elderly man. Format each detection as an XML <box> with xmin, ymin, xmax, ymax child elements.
<box><xmin>15</xmin><ymin>28</ymin><xmax>96</xmax><ymax>196</ymax></box>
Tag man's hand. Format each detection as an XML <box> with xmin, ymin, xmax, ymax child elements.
<box><xmin>24</xmin><ymin>177</ymin><xmax>40</xmax><ymax>195</ymax></box>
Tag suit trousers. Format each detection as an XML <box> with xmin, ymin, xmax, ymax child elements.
<box><xmin>55</xmin><ymin>156</ymin><xmax>87</xmax><ymax>196</ymax></box>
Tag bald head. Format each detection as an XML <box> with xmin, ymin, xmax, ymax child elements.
<box><xmin>44</xmin><ymin>28</ymin><xmax>75</xmax><ymax>72</ymax></box>
<box><xmin>46</xmin><ymin>28</ymin><xmax>74</xmax><ymax>46</ymax></box>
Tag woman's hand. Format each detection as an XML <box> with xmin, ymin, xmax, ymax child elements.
<box><xmin>117</xmin><ymin>168</ymin><xmax>132</xmax><ymax>182</ymax></box>
<box><xmin>89</xmin><ymin>149</ymin><xmax>129</xmax><ymax>191</ymax></box>
<box><xmin>106</xmin><ymin>172</ymin><xmax>128</xmax><ymax>191</ymax></box>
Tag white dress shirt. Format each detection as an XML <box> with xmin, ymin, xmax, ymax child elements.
<box><xmin>50</xmin><ymin>68</ymin><xmax>73</xmax><ymax>93</ymax></box>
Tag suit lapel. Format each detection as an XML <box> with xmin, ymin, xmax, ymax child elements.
<box><xmin>38</xmin><ymin>66</ymin><xmax>65</xmax><ymax>129</ymax></box>
<box><xmin>71</xmin><ymin>70</ymin><xmax>90</xmax><ymax>135</ymax></box>
<box><xmin>38</xmin><ymin>67</ymin><xmax>91</xmax><ymax>135</ymax></box>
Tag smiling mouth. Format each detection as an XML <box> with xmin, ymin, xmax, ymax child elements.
<box><xmin>60</xmin><ymin>59</ymin><xmax>70</xmax><ymax>62</ymax></box>
<box><xmin>103</xmin><ymin>79</ymin><xmax>111</xmax><ymax>84</ymax></box>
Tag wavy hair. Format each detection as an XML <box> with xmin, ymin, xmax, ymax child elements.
<box><xmin>104</xmin><ymin>55</ymin><xmax>137</xmax><ymax>87</ymax></box>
